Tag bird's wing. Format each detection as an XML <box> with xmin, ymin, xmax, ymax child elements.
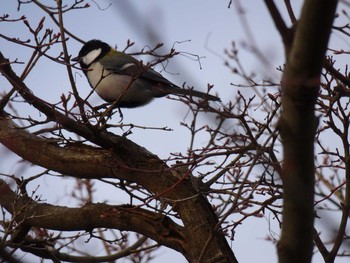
<box><xmin>100</xmin><ymin>50</ymin><xmax>177</xmax><ymax>87</ymax></box>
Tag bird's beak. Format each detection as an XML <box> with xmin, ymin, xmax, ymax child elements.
<box><xmin>71</xmin><ymin>56</ymin><xmax>81</xmax><ymax>62</ymax></box>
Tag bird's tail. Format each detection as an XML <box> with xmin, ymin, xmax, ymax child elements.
<box><xmin>161</xmin><ymin>86</ymin><xmax>221</xmax><ymax>102</ymax></box>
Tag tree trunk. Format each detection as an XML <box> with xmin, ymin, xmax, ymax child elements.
<box><xmin>278</xmin><ymin>1</ymin><xmax>338</xmax><ymax>263</ymax></box>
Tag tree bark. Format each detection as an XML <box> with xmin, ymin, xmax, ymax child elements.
<box><xmin>0</xmin><ymin>86</ymin><xmax>238</xmax><ymax>262</ymax></box>
<box><xmin>0</xmin><ymin>180</ymin><xmax>186</xmax><ymax>253</ymax></box>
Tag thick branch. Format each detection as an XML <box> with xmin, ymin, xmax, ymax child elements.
<box><xmin>278</xmin><ymin>1</ymin><xmax>338</xmax><ymax>263</ymax></box>
<box><xmin>0</xmin><ymin>110</ymin><xmax>238</xmax><ymax>262</ymax></box>
<box><xmin>0</xmin><ymin>179</ymin><xmax>185</xmax><ymax>254</ymax></box>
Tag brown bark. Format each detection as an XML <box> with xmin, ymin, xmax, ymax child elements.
<box><xmin>0</xmin><ymin>180</ymin><xmax>185</xmax><ymax>253</ymax></box>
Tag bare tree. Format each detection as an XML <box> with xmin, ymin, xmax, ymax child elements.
<box><xmin>0</xmin><ymin>1</ymin><xmax>349</xmax><ymax>263</ymax></box>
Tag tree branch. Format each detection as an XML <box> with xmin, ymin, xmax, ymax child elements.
<box><xmin>0</xmin><ymin>179</ymin><xmax>185</xmax><ymax>254</ymax></box>
<box><xmin>277</xmin><ymin>1</ymin><xmax>338</xmax><ymax>263</ymax></box>
<box><xmin>264</xmin><ymin>0</ymin><xmax>294</xmax><ymax>55</ymax></box>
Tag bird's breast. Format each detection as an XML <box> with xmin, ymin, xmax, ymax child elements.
<box><xmin>86</xmin><ymin>62</ymin><xmax>157</xmax><ymax>107</ymax></box>
<box><xmin>87</xmin><ymin>62</ymin><xmax>134</xmax><ymax>102</ymax></box>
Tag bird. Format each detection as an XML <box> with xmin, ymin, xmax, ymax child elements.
<box><xmin>72</xmin><ymin>39</ymin><xmax>220</xmax><ymax>108</ymax></box>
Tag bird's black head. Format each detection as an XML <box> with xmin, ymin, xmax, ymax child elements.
<box><xmin>72</xmin><ymin>39</ymin><xmax>111</xmax><ymax>69</ymax></box>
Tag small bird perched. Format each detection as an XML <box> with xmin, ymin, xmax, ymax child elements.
<box><xmin>72</xmin><ymin>39</ymin><xmax>220</xmax><ymax>108</ymax></box>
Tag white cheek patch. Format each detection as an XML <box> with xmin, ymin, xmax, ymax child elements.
<box><xmin>120</xmin><ymin>62</ymin><xmax>136</xmax><ymax>70</ymax></box>
<box><xmin>82</xmin><ymin>48</ymin><xmax>102</xmax><ymax>65</ymax></box>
